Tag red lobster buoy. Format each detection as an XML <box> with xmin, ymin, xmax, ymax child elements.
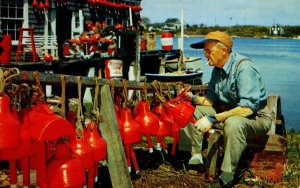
<box><xmin>47</xmin><ymin>140</ymin><xmax>86</xmax><ymax>188</ymax></box>
<box><xmin>29</xmin><ymin>103</ymin><xmax>74</xmax><ymax>141</ymax></box>
<box><xmin>151</xmin><ymin>104</ymin><xmax>172</xmax><ymax>152</ymax></box>
<box><xmin>165</xmin><ymin>87</ymin><xmax>196</xmax><ymax>128</ymax></box>
<box><xmin>0</xmin><ymin>93</ymin><xmax>21</xmax><ymax>149</ymax></box>
<box><xmin>70</xmin><ymin>128</ymin><xmax>95</xmax><ymax>188</ymax></box>
<box><xmin>114</xmin><ymin>105</ymin><xmax>124</xmax><ymax>140</ymax></box>
<box><xmin>120</xmin><ymin>108</ymin><xmax>142</xmax><ymax>144</ymax></box>
<box><xmin>119</xmin><ymin>107</ymin><xmax>142</xmax><ymax>173</ymax></box>
<box><xmin>134</xmin><ymin>99</ymin><xmax>159</xmax><ymax>152</ymax></box>
<box><xmin>0</xmin><ymin>108</ymin><xmax>31</xmax><ymax>187</ymax></box>
<box><xmin>32</xmin><ymin>0</ymin><xmax>38</xmax><ymax>8</ymax></box>
<box><xmin>0</xmin><ymin>35</ymin><xmax>12</xmax><ymax>65</ymax></box>
<box><xmin>43</xmin><ymin>53</ymin><xmax>53</xmax><ymax>62</ymax></box>
<box><xmin>85</xmin><ymin>120</ymin><xmax>107</xmax><ymax>184</ymax></box>
<box><xmin>85</xmin><ymin>120</ymin><xmax>107</xmax><ymax>162</ymax></box>
<box><xmin>161</xmin><ymin>32</ymin><xmax>173</xmax><ymax>50</ymax></box>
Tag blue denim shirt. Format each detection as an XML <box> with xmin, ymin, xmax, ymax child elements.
<box><xmin>205</xmin><ymin>52</ymin><xmax>267</xmax><ymax>112</ymax></box>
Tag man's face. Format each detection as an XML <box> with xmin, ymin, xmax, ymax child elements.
<box><xmin>204</xmin><ymin>41</ymin><xmax>225</xmax><ymax>68</ymax></box>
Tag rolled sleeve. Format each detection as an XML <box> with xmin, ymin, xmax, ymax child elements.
<box><xmin>236</xmin><ymin>67</ymin><xmax>261</xmax><ymax>111</ymax></box>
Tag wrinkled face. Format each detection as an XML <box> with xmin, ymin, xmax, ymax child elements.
<box><xmin>204</xmin><ymin>41</ymin><xmax>227</xmax><ymax>68</ymax></box>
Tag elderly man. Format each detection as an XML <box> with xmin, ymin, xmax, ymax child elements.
<box><xmin>179</xmin><ymin>31</ymin><xmax>272</xmax><ymax>187</ymax></box>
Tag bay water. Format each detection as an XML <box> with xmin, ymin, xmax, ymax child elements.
<box><xmin>156</xmin><ymin>36</ymin><xmax>300</xmax><ymax>131</ymax></box>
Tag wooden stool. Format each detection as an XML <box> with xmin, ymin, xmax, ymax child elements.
<box><xmin>16</xmin><ymin>28</ymin><xmax>38</xmax><ymax>62</ymax></box>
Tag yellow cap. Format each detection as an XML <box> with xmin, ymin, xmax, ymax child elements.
<box><xmin>190</xmin><ymin>31</ymin><xmax>232</xmax><ymax>49</ymax></box>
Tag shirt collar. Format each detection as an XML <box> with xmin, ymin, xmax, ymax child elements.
<box><xmin>222</xmin><ymin>52</ymin><xmax>235</xmax><ymax>74</ymax></box>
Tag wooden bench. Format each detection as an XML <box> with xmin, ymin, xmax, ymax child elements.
<box><xmin>203</xmin><ymin>95</ymin><xmax>287</xmax><ymax>183</ymax></box>
<box><xmin>23</xmin><ymin>35</ymin><xmax>58</xmax><ymax>61</ymax></box>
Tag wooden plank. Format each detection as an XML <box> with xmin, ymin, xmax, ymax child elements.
<box><xmin>205</xmin><ymin>130</ymin><xmax>223</xmax><ymax>179</ymax></box>
<box><xmin>11</xmin><ymin>71</ymin><xmax>143</xmax><ymax>88</ymax></box>
<box><xmin>267</xmin><ymin>95</ymin><xmax>279</xmax><ymax>134</ymax></box>
<box><xmin>99</xmin><ymin>85</ymin><xmax>133</xmax><ymax>188</ymax></box>
<box><xmin>247</xmin><ymin>134</ymin><xmax>287</xmax><ymax>152</ymax></box>
<box><xmin>10</xmin><ymin>71</ymin><xmax>202</xmax><ymax>90</ymax></box>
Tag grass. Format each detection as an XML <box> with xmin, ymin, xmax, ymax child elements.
<box><xmin>282</xmin><ymin>130</ymin><xmax>300</xmax><ymax>187</ymax></box>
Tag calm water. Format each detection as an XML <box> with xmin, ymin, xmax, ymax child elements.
<box><xmin>156</xmin><ymin>36</ymin><xmax>300</xmax><ymax>130</ymax></box>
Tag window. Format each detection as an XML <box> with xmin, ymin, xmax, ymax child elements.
<box><xmin>0</xmin><ymin>0</ymin><xmax>24</xmax><ymax>41</ymax></box>
<box><xmin>106</xmin><ymin>18</ymin><xmax>114</xmax><ymax>26</ymax></box>
<box><xmin>71</xmin><ymin>10</ymin><xmax>84</xmax><ymax>38</ymax></box>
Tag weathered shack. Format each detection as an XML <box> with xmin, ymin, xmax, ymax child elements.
<box><xmin>0</xmin><ymin>0</ymin><xmax>142</xmax><ymax>61</ymax></box>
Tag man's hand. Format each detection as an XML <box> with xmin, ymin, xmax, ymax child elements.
<box><xmin>194</xmin><ymin>116</ymin><xmax>216</xmax><ymax>132</ymax></box>
<box><xmin>179</xmin><ymin>88</ymin><xmax>194</xmax><ymax>102</ymax></box>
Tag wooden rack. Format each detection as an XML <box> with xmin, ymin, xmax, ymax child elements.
<box><xmin>8</xmin><ymin>70</ymin><xmax>206</xmax><ymax>187</ymax></box>
<box><xmin>11</xmin><ymin>70</ymin><xmax>208</xmax><ymax>92</ymax></box>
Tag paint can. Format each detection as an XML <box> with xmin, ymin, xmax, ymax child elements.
<box><xmin>105</xmin><ymin>59</ymin><xmax>123</xmax><ymax>78</ymax></box>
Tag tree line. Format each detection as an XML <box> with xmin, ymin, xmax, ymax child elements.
<box><xmin>182</xmin><ymin>25</ymin><xmax>300</xmax><ymax>38</ymax></box>
<box><xmin>142</xmin><ymin>17</ymin><xmax>300</xmax><ymax>38</ymax></box>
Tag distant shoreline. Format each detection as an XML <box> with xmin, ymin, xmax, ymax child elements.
<box><xmin>171</xmin><ymin>34</ymin><xmax>300</xmax><ymax>40</ymax></box>
<box><xmin>148</xmin><ymin>25</ymin><xmax>300</xmax><ymax>38</ymax></box>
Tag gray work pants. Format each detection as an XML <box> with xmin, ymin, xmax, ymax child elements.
<box><xmin>178</xmin><ymin>104</ymin><xmax>272</xmax><ymax>173</ymax></box>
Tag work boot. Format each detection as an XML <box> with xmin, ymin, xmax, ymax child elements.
<box><xmin>218</xmin><ymin>171</ymin><xmax>235</xmax><ymax>188</ymax></box>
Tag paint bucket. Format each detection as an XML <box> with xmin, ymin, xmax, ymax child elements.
<box><xmin>161</xmin><ymin>32</ymin><xmax>173</xmax><ymax>50</ymax></box>
<box><xmin>105</xmin><ymin>59</ymin><xmax>123</xmax><ymax>78</ymax></box>
<box><xmin>0</xmin><ymin>35</ymin><xmax>12</xmax><ymax>65</ymax></box>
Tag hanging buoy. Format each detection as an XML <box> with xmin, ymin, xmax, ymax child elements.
<box><xmin>140</xmin><ymin>38</ymin><xmax>147</xmax><ymax>51</ymax></box>
<box><xmin>0</xmin><ymin>35</ymin><xmax>12</xmax><ymax>65</ymax></box>
<box><xmin>161</xmin><ymin>32</ymin><xmax>173</xmax><ymax>50</ymax></box>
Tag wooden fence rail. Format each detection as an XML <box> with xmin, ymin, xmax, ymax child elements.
<box><xmin>10</xmin><ymin>70</ymin><xmax>208</xmax><ymax>92</ymax></box>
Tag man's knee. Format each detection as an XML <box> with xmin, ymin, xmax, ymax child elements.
<box><xmin>223</xmin><ymin>116</ymin><xmax>245</xmax><ymax>135</ymax></box>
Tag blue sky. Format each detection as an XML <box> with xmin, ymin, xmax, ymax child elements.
<box><xmin>140</xmin><ymin>0</ymin><xmax>300</xmax><ymax>26</ymax></box>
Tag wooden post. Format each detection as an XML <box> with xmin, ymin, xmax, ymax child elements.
<box><xmin>99</xmin><ymin>85</ymin><xmax>133</xmax><ymax>188</ymax></box>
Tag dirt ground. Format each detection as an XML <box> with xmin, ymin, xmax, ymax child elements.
<box><xmin>1</xmin><ymin>133</ymin><xmax>300</xmax><ymax>188</ymax></box>
<box><xmin>130</xmin><ymin>135</ymin><xmax>299</xmax><ymax>188</ymax></box>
